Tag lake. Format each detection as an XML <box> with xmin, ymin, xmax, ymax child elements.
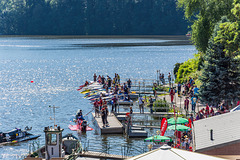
<box><xmin>0</xmin><ymin>36</ymin><xmax>196</xmax><ymax>159</ymax></box>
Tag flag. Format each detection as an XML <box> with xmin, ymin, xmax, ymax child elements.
<box><xmin>160</xmin><ymin>118</ymin><xmax>168</xmax><ymax>136</ymax></box>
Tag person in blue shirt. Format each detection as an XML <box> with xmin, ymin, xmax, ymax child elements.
<box><xmin>77</xmin><ymin>110</ymin><xmax>85</xmax><ymax>120</ymax></box>
<box><xmin>193</xmin><ymin>86</ymin><xmax>199</xmax><ymax>99</ymax></box>
<box><xmin>191</xmin><ymin>96</ymin><xmax>197</xmax><ymax>113</ymax></box>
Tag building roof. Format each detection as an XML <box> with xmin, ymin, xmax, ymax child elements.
<box><xmin>128</xmin><ymin>144</ymin><xmax>225</xmax><ymax>160</ymax></box>
<box><xmin>193</xmin><ymin>110</ymin><xmax>240</xmax><ymax>152</ymax></box>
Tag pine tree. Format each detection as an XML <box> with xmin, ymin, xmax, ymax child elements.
<box><xmin>199</xmin><ymin>40</ymin><xmax>240</xmax><ymax>106</ymax></box>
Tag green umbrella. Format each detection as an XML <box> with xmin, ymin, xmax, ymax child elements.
<box><xmin>144</xmin><ymin>135</ymin><xmax>172</xmax><ymax>142</ymax></box>
<box><xmin>167</xmin><ymin>117</ymin><xmax>188</xmax><ymax>125</ymax></box>
<box><xmin>167</xmin><ymin>125</ymin><xmax>191</xmax><ymax>132</ymax></box>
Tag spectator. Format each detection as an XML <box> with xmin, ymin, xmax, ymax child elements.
<box><xmin>170</xmin><ymin>88</ymin><xmax>175</xmax><ymax>103</ymax></box>
<box><xmin>149</xmin><ymin>96</ymin><xmax>154</xmax><ymax>114</ymax></box>
<box><xmin>191</xmin><ymin>95</ymin><xmax>197</xmax><ymax>113</ymax></box>
<box><xmin>138</xmin><ymin>95</ymin><xmax>144</xmax><ymax>113</ymax></box>
<box><xmin>184</xmin><ymin>97</ymin><xmax>189</xmax><ymax>112</ymax></box>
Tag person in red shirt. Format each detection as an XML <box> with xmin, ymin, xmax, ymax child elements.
<box><xmin>210</xmin><ymin>107</ymin><xmax>214</xmax><ymax>116</ymax></box>
<box><xmin>98</xmin><ymin>97</ymin><xmax>103</xmax><ymax>111</ymax></box>
<box><xmin>170</xmin><ymin>88</ymin><xmax>175</xmax><ymax>103</ymax></box>
<box><xmin>206</xmin><ymin>104</ymin><xmax>210</xmax><ymax>116</ymax></box>
<box><xmin>184</xmin><ymin>97</ymin><xmax>189</xmax><ymax>111</ymax></box>
<box><xmin>97</xmin><ymin>75</ymin><xmax>102</xmax><ymax>84</ymax></box>
<box><xmin>103</xmin><ymin>99</ymin><xmax>107</xmax><ymax>107</ymax></box>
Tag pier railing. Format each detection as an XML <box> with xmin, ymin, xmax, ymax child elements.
<box><xmin>82</xmin><ymin>138</ymin><xmax>147</xmax><ymax>157</ymax></box>
<box><xmin>121</xmin><ymin>77</ymin><xmax>175</xmax><ymax>88</ymax></box>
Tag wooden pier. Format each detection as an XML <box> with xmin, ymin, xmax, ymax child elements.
<box><xmin>116</xmin><ymin>111</ymin><xmax>175</xmax><ymax>116</ymax></box>
<box><xmin>79</xmin><ymin>151</ymin><xmax>129</xmax><ymax>159</ymax></box>
<box><xmin>92</xmin><ymin>113</ymin><xmax>123</xmax><ymax>134</ymax></box>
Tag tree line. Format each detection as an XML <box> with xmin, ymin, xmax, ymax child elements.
<box><xmin>0</xmin><ymin>0</ymin><xmax>189</xmax><ymax>35</ymax></box>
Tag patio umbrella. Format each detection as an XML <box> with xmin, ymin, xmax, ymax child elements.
<box><xmin>167</xmin><ymin>125</ymin><xmax>191</xmax><ymax>132</ymax></box>
<box><xmin>167</xmin><ymin>117</ymin><xmax>188</xmax><ymax>125</ymax></box>
<box><xmin>144</xmin><ymin>135</ymin><xmax>172</xmax><ymax>142</ymax></box>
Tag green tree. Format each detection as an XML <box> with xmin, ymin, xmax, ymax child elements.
<box><xmin>175</xmin><ymin>54</ymin><xmax>200</xmax><ymax>83</ymax></box>
<box><xmin>177</xmin><ymin>0</ymin><xmax>236</xmax><ymax>53</ymax></box>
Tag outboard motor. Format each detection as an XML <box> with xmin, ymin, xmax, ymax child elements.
<box><xmin>81</xmin><ymin>120</ymin><xmax>87</xmax><ymax>132</ymax></box>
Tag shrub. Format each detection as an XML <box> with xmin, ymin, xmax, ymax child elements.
<box><xmin>153</xmin><ymin>99</ymin><xmax>170</xmax><ymax>112</ymax></box>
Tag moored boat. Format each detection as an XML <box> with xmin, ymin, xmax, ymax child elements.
<box><xmin>24</xmin><ymin>126</ymin><xmax>82</xmax><ymax>160</ymax></box>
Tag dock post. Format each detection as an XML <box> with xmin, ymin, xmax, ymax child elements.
<box><xmin>143</xmin><ymin>80</ymin><xmax>145</xmax><ymax>97</ymax></box>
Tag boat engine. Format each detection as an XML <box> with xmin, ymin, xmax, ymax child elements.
<box><xmin>81</xmin><ymin>120</ymin><xmax>87</xmax><ymax>132</ymax></box>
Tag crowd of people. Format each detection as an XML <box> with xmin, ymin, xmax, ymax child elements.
<box><xmin>172</xmin><ymin>76</ymin><xmax>234</xmax><ymax>121</ymax></box>
<box><xmin>173</xmin><ymin>131</ymin><xmax>192</xmax><ymax>151</ymax></box>
<box><xmin>92</xmin><ymin>73</ymin><xmax>134</xmax><ymax>128</ymax></box>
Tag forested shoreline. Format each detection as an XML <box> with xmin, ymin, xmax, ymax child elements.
<box><xmin>0</xmin><ymin>0</ymin><xmax>189</xmax><ymax>35</ymax></box>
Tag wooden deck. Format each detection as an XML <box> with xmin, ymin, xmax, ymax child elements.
<box><xmin>79</xmin><ymin>151</ymin><xmax>129</xmax><ymax>159</ymax></box>
<box><xmin>92</xmin><ymin>112</ymin><xmax>123</xmax><ymax>134</ymax></box>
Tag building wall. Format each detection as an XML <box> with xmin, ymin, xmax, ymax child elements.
<box><xmin>197</xmin><ymin>141</ymin><xmax>240</xmax><ymax>155</ymax></box>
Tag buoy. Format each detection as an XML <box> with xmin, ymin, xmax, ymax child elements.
<box><xmin>31</xmin><ymin>81</ymin><xmax>34</xmax><ymax>83</ymax></box>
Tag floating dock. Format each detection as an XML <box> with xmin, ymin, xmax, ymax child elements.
<box><xmin>125</xmin><ymin>124</ymin><xmax>148</xmax><ymax>138</ymax></box>
<box><xmin>92</xmin><ymin>113</ymin><xmax>123</xmax><ymax>134</ymax></box>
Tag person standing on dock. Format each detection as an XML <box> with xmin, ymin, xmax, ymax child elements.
<box><xmin>170</xmin><ymin>88</ymin><xmax>175</xmax><ymax>103</ymax></box>
<box><xmin>101</xmin><ymin>107</ymin><xmax>106</xmax><ymax>128</ymax></box>
<box><xmin>94</xmin><ymin>99</ymin><xmax>99</xmax><ymax>117</ymax></box>
<box><xmin>93</xmin><ymin>73</ymin><xmax>97</xmax><ymax>82</ymax></box>
<box><xmin>149</xmin><ymin>96</ymin><xmax>153</xmax><ymax>114</ymax></box>
<box><xmin>117</xmin><ymin>74</ymin><xmax>120</xmax><ymax>84</ymax></box>
<box><xmin>138</xmin><ymin>95</ymin><xmax>144</xmax><ymax>113</ymax></box>
<box><xmin>103</xmin><ymin>99</ymin><xmax>107</xmax><ymax>107</ymax></box>
<box><xmin>101</xmin><ymin>75</ymin><xmax>105</xmax><ymax>85</ymax></box>
<box><xmin>127</xmin><ymin>79</ymin><xmax>132</xmax><ymax>91</ymax></box>
<box><xmin>98</xmin><ymin>75</ymin><xmax>102</xmax><ymax>83</ymax></box>
<box><xmin>124</xmin><ymin>83</ymin><xmax>128</xmax><ymax>94</ymax></box>
<box><xmin>112</xmin><ymin>95</ymin><xmax>118</xmax><ymax>113</ymax></box>
<box><xmin>98</xmin><ymin>97</ymin><xmax>103</xmax><ymax>111</ymax></box>
<box><xmin>107</xmin><ymin>76</ymin><xmax>112</xmax><ymax>88</ymax></box>
<box><xmin>153</xmin><ymin>83</ymin><xmax>157</xmax><ymax>97</ymax></box>
<box><xmin>105</xmin><ymin>106</ymin><xmax>109</xmax><ymax>127</ymax></box>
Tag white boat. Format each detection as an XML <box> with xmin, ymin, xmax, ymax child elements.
<box><xmin>24</xmin><ymin>127</ymin><xmax>81</xmax><ymax>160</ymax></box>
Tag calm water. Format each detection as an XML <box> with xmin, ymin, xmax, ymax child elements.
<box><xmin>0</xmin><ymin>36</ymin><xmax>196</xmax><ymax>159</ymax></box>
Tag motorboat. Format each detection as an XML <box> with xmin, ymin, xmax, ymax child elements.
<box><xmin>0</xmin><ymin>127</ymin><xmax>40</xmax><ymax>145</ymax></box>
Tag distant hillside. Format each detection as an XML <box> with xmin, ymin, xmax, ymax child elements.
<box><xmin>0</xmin><ymin>0</ymin><xmax>190</xmax><ymax>35</ymax></box>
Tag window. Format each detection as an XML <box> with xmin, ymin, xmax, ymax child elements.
<box><xmin>47</xmin><ymin>134</ymin><xmax>57</xmax><ymax>145</ymax></box>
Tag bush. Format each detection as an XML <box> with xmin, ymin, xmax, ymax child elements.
<box><xmin>175</xmin><ymin>53</ymin><xmax>201</xmax><ymax>83</ymax></box>
<box><xmin>153</xmin><ymin>99</ymin><xmax>170</xmax><ymax>112</ymax></box>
